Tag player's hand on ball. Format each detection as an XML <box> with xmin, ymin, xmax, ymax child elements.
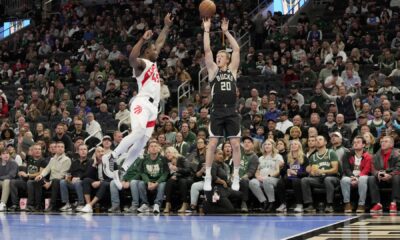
<box><xmin>203</xmin><ymin>18</ymin><xmax>211</xmax><ymax>31</ymax></box>
<box><xmin>142</xmin><ymin>30</ymin><xmax>153</xmax><ymax>40</ymax></box>
<box><xmin>221</xmin><ymin>18</ymin><xmax>229</xmax><ymax>33</ymax></box>
<box><xmin>164</xmin><ymin>13</ymin><xmax>174</xmax><ymax>27</ymax></box>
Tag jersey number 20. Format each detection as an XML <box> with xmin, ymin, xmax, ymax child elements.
<box><xmin>221</xmin><ymin>82</ymin><xmax>231</xmax><ymax>91</ymax></box>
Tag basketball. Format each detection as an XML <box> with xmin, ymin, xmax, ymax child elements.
<box><xmin>199</xmin><ymin>0</ymin><xmax>216</xmax><ymax>18</ymax></box>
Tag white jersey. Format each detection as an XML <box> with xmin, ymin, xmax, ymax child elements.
<box><xmin>133</xmin><ymin>58</ymin><xmax>161</xmax><ymax>104</ymax></box>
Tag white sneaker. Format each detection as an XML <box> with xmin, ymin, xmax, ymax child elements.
<box><xmin>276</xmin><ymin>204</ymin><xmax>287</xmax><ymax>212</ymax></box>
<box><xmin>153</xmin><ymin>204</ymin><xmax>160</xmax><ymax>213</ymax></box>
<box><xmin>80</xmin><ymin>204</ymin><xmax>93</xmax><ymax>213</ymax></box>
<box><xmin>60</xmin><ymin>203</ymin><xmax>72</xmax><ymax>212</ymax></box>
<box><xmin>75</xmin><ymin>205</ymin><xmax>85</xmax><ymax>212</ymax></box>
<box><xmin>294</xmin><ymin>204</ymin><xmax>303</xmax><ymax>213</ymax></box>
<box><xmin>203</xmin><ymin>176</ymin><xmax>212</xmax><ymax>191</ymax></box>
<box><xmin>137</xmin><ymin>204</ymin><xmax>150</xmax><ymax>213</ymax></box>
<box><xmin>232</xmin><ymin>175</ymin><xmax>240</xmax><ymax>191</ymax></box>
<box><xmin>0</xmin><ymin>202</ymin><xmax>6</xmax><ymax>211</ymax></box>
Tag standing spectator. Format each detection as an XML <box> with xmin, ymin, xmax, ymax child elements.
<box><xmin>321</xmin><ymin>83</ymin><xmax>361</xmax><ymax>125</ymax></box>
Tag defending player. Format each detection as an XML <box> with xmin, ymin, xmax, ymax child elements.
<box><xmin>103</xmin><ymin>13</ymin><xmax>173</xmax><ymax>190</ymax></box>
<box><xmin>203</xmin><ymin>18</ymin><xmax>241</xmax><ymax>191</ymax></box>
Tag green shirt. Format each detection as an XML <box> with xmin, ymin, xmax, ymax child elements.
<box><xmin>140</xmin><ymin>154</ymin><xmax>168</xmax><ymax>183</ymax></box>
<box><xmin>239</xmin><ymin>151</ymin><xmax>259</xmax><ymax>179</ymax></box>
<box><xmin>309</xmin><ymin>149</ymin><xmax>338</xmax><ymax>171</ymax></box>
<box><xmin>122</xmin><ymin>158</ymin><xmax>143</xmax><ymax>181</ymax></box>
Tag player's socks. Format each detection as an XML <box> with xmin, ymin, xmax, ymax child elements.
<box><xmin>232</xmin><ymin>167</ymin><xmax>240</xmax><ymax>191</ymax></box>
<box><xmin>203</xmin><ymin>167</ymin><xmax>212</xmax><ymax>191</ymax></box>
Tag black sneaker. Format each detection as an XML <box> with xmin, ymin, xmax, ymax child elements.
<box><xmin>8</xmin><ymin>205</ymin><xmax>19</xmax><ymax>211</ymax></box>
<box><xmin>304</xmin><ymin>204</ymin><xmax>316</xmax><ymax>213</ymax></box>
<box><xmin>265</xmin><ymin>203</ymin><xmax>275</xmax><ymax>213</ymax></box>
<box><xmin>25</xmin><ymin>205</ymin><xmax>36</xmax><ymax>212</ymax></box>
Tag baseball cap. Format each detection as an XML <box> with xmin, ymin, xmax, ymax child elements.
<box><xmin>326</xmin><ymin>60</ymin><xmax>334</xmax><ymax>64</ymax></box>
<box><xmin>290</xmin><ymin>84</ymin><xmax>298</xmax><ymax>89</ymax></box>
<box><xmin>17</xmin><ymin>87</ymin><xmax>23</xmax><ymax>91</ymax></box>
<box><xmin>358</xmin><ymin>113</ymin><xmax>367</xmax><ymax>119</ymax></box>
<box><xmin>280</xmin><ymin>111</ymin><xmax>288</xmax><ymax>116</ymax></box>
<box><xmin>242</xmin><ymin>136</ymin><xmax>254</xmax><ymax>143</ymax></box>
<box><xmin>269</xmin><ymin>90</ymin><xmax>278</xmax><ymax>95</ymax></box>
<box><xmin>330</xmin><ymin>131</ymin><xmax>342</xmax><ymax>139</ymax></box>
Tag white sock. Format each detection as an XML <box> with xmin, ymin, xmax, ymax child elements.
<box><xmin>233</xmin><ymin>167</ymin><xmax>239</xmax><ymax>177</ymax></box>
<box><xmin>205</xmin><ymin>167</ymin><xmax>211</xmax><ymax>176</ymax></box>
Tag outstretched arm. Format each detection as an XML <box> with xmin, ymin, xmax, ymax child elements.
<box><xmin>222</xmin><ymin>18</ymin><xmax>240</xmax><ymax>75</ymax></box>
<box><xmin>203</xmin><ymin>18</ymin><xmax>218</xmax><ymax>77</ymax></box>
<box><xmin>155</xmin><ymin>13</ymin><xmax>174</xmax><ymax>55</ymax></box>
<box><xmin>129</xmin><ymin>30</ymin><xmax>153</xmax><ymax>74</ymax></box>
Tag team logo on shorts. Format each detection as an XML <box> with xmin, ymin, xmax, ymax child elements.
<box><xmin>133</xmin><ymin>105</ymin><xmax>142</xmax><ymax>114</ymax></box>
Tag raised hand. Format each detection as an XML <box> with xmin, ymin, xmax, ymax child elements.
<box><xmin>221</xmin><ymin>18</ymin><xmax>229</xmax><ymax>33</ymax></box>
<box><xmin>203</xmin><ymin>18</ymin><xmax>211</xmax><ymax>32</ymax></box>
<box><xmin>164</xmin><ymin>13</ymin><xmax>174</xmax><ymax>27</ymax></box>
<box><xmin>142</xmin><ymin>30</ymin><xmax>153</xmax><ymax>41</ymax></box>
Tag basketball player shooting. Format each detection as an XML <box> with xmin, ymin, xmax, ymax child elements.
<box><xmin>103</xmin><ymin>13</ymin><xmax>174</xmax><ymax>190</ymax></box>
<box><xmin>203</xmin><ymin>18</ymin><xmax>241</xmax><ymax>191</ymax></box>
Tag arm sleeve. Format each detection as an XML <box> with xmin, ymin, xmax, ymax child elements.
<box><xmin>156</xmin><ymin>158</ymin><xmax>169</xmax><ymax>183</ymax></box>
<box><xmin>246</xmin><ymin>155</ymin><xmax>259</xmax><ymax>179</ymax></box>
<box><xmin>0</xmin><ymin>162</ymin><xmax>18</xmax><ymax>179</ymax></box>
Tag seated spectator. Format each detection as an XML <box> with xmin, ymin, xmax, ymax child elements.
<box><xmin>282</xmin><ymin>65</ymin><xmax>299</xmax><ymax>87</ymax></box>
<box><xmin>307</xmin><ymin>24</ymin><xmax>322</xmax><ymax>42</ymax></box>
<box><xmin>134</xmin><ymin>141</ymin><xmax>168</xmax><ymax>214</ymax></box>
<box><xmin>108</xmin><ymin>157</ymin><xmax>143</xmax><ymax>213</ymax></box>
<box><xmin>163</xmin><ymin>147</ymin><xmax>191</xmax><ymax>213</ymax></box>
<box><xmin>59</xmin><ymin>144</ymin><xmax>90</xmax><ymax>212</ymax></box>
<box><xmin>233</xmin><ymin>137</ymin><xmax>259</xmax><ymax>212</ymax></box>
<box><xmin>276</xmin><ymin>140</ymin><xmax>309</xmax><ymax>213</ymax></box>
<box><xmin>80</xmin><ymin>146</ymin><xmax>111</xmax><ymax>213</ymax></box>
<box><xmin>188</xmin><ymin>137</ymin><xmax>207</xmax><ymax>212</ymax></box>
<box><xmin>249</xmin><ymin>139</ymin><xmax>284</xmax><ymax>212</ymax></box>
<box><xmin>325</xmin><ymin>45</ymin><xmax>347</xmax><ymax>64</ymax></box>
<box><xmin>301</xmin><ymin>135</ymin><xmax>339</xmax><ymax>213</ymax></box>
<box><xmin>180</xmin><ymin>122</ymin><xmax>196</xmax><ymax>146</ymax></box>
<box><xmin>174</xmin><ymin>132</ymin><xmax>190</xmax><ymax>157</ymax></box>
<box><xmin>0</xmin><ymin>149</ymin><xmax>18</xmax><ymax>211</ymax></box>
<box><xmin>9</xmin><ymin>144</ymin><xmax>46</xmax><ymax>211</ymax></box>
<box><xmin>261</xmin><ymin>57</ymin><xmax>277</xmax><ymax>75</ymax></box>
<box><xmin>203</xmin><ymin>149</ymin><xmax>242</xmax><ymax>214</ymax></box>
<box><xmin>69</xmin><ymin>119</ymin><xmax>89</xmax><ymax>142</ymax></box>
<box><xmin>34</xmin><ymin>142</ymin><xmax>71</xmax><ymax>212</ymax></box>
<box><xmin>377</xmin><ymin>77</ymin><xmax>400</xmax><ymax>98</ymax></box>
<box><xmin>53</xmin><ymin>123</ymin><xmax>74</xmax><ymax>154</ymax></box>
<box><xmin>369</xmin><ymin>136</ymin><xmax>400</xmax><ymax>213</ymax></box>
<box><xmin>85</xmin><ymin>112</ymin><xmax>103</xmax><ymax>141</ymax></box>
<box><xmin>340</xmin><ymin>136</ymin><xmax>372</xmax><ymax>213</ymax></box>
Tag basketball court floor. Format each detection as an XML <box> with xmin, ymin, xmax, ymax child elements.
<box><xmin>1</xmin><ymin>213</ymin><xmax>400</xmax><ymax>239</ymax></box>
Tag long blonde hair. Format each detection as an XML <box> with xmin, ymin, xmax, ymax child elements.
<box><xmin>165</xmin><ymin>146</ymin><xmax>182</xmax><ymax>161</ymax></box>
<box><xmin>287</xmin><ymin>139</ymin><xmax>305</xmax><ymax>165</ymax></box>
<box><xmin>261</xmin><ymin>139</ymin><xmax>278</xmax><ymax>158</ymax></box>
